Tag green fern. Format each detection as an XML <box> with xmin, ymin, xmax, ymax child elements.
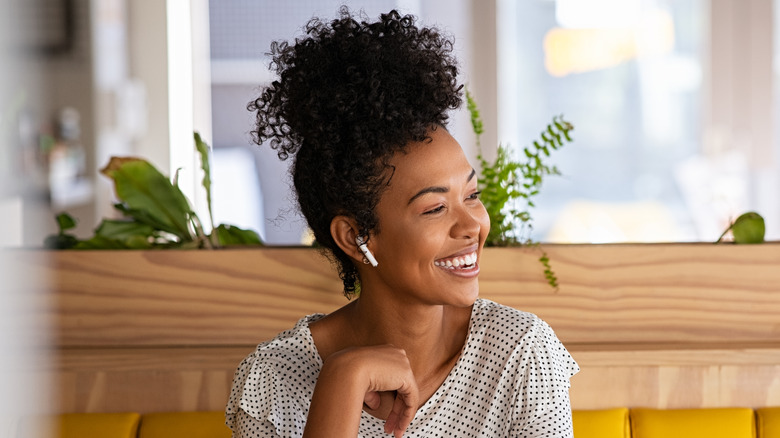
<box><xmin>466</xmin><ymin>89</ymin><xmax>573</xmax><ymax>290</ymax></box>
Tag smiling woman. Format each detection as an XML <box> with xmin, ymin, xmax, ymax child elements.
<box><xmin>225</xmin><ymin>7</ymin><xmax>579</xmax><ymax>438</ymax></box>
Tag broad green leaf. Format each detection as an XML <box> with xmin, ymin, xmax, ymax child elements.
<box><xmin>74</xmin><ymin>235</ymin><xmax>131</xmax><ymax>249</ymax></box>
<box><xmin>113</xmin><ymin>203</ymin><xmax>182</xmax><ymax>236</ymax></box>
<box><xmin>731</xmin><ymin>211</ymin><xmax>765</xmax><ymax>244</ymax></box>
<box><xmin>95</xmin><ymin>219</ymin><xmax>156</xmax><ymax>241</ymax></box>
<box><xmin>194</xmin><ymin>132</ymin><xmax>214</xmax><ymax>229</ymax></box>
<box><xmin>44</xmin><ymin>233</ymin><xmax>79</xmax><ymax>249</ymax></box>
<box><xmin>214</xmin><ymin>224</ymin><xmax>262</xmax><ymax>246</ymax></box>
<box><xmin>125</xmin><ymin>234</ymin><xmax>154</xmax><ymax>249</ymax></box>
<box><xmin>73</xmin><ymin>233</ymin><xmax>161</xmax><ymax>249</ymax></box>
<box><xmin>55</xmin><ymin>212</ymin><xmax>77</xmax><ymax>232</ymax></box>
<box><xmin>101</xmin><ymin>157</ymin><xmax>193</xmax><ymax>240</ymax></box>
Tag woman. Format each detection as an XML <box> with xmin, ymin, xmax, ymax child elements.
<box><xmin>226</xmin><ymin>8</ymin><xmax>578</xmax><ymax>437</ymax></box>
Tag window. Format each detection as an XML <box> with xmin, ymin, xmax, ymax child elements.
<box><xmin>206</xmin><ymin>0</ymin><xmax>779</xmax><ymax>244</ymax></box>
<box><xmin>497</xmin><ymin>0</ymin><xmax>778</xmax><ymax>243</ymax></box>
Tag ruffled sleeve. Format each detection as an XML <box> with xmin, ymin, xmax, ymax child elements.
<box><xmin>225</xmin><ymin>317</ymin><xmax>322</xmax><ymax>438</ymax></box>
<box><xmin>510</xmin><ymin>316</ymin><xmax>579</xmax><ymax>437</ymax></box>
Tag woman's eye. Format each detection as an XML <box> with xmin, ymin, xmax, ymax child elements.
<box><xmin>467</xmin><ymin>191</ymin><xmax>482</xmax><ymax>200</ymax></box>
<box><xmin>423</xmin><ymin>205</ymin><xmax>445</xmax><ymax>215</ymax></box>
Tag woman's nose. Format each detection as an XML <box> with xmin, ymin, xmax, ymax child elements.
<box><xmin>451</xmin><ymin>204</ymin><xmax>483</xmax><ymax>239</ymax></box>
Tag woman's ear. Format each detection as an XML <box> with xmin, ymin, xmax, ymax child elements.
<box><xmin>330</xmin><ymin>216</ymin><xmax>364</xmax><ymax>263</ymax></box>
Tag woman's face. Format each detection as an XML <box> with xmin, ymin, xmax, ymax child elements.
<box><xmin>368</xmin><ymin>127</ymin><xmax>490</xmax><ymax>307</ymax></box>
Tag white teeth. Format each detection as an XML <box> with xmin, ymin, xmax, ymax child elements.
<box><xmin>435</xmin><ymin>252</ymin><xmax>478</xmax><ymax>269</ymax></box>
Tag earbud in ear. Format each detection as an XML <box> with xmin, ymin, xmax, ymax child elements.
<box><xmin>355</xmin><ymin>236</ymin><xmax>378</xmax><ymax>267</ymax></box>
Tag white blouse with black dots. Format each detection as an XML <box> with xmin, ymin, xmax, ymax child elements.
<box><xmin>226</xmin><ymin>298</ymin><xmax>579</xmax><ymax>437</ymax></box>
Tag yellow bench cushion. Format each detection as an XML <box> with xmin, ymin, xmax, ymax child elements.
<box><xmin>573</xmin><ymin>408</ymin><xmax>630</xmax><ymax>438</ymax></box>
<box><xmin>757</xmin><ymin>407</ymin><xmax>780</xmax><ymax>438</ymax></box>
<box><xmin>138</xmin><ymin>411</ymin><xmax>230</xmax><ymax>438</ymax></box>
<box><xmin>630</xmin><ymin>408</ymin><xmax>755</xmax><ymax>438</ymax></box>
<box><xmin>58</xmin><ymin>412</ymin><xmax>140</xmax><ymax>438</ymax></box>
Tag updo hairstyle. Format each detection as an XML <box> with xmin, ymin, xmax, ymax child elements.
<box><xmin>248</xmin><ymin>7</ymin><xmax>462</xmax><ymax>296</ymax></box>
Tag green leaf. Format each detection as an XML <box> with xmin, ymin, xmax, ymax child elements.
<box><xmin>101</xmin><ymin>157</ymin><xmax>193</xmax><ymax>240</ymax></box>
<box><xmin>95</xmin><ymin>219</ymin><xmax>154</xmax><ymax>239</ymax></box>
<box><xmin>55</xmin><ymin>212</ymin><xmax>77</xmax><ymax>232</ymax></box>
<box><xmin>731</xmin><ymin>211</ymin><xmax>766</xmax><ymax>244</ymax></box>
<box><xmin>214</xmin><ymin>224</ymin><xmax>262</xmax><ymax>246</ymax></box>
<box><xmin>466</xmin><ymin>88</ymin><xmax>484</xmax><ymax>139</ymax></box>
<box><xmin>74</xmin><ymin>235</ymin><xmax>132</xmax><ymax>249</ymax></box>
<box><xmin>44</xmin><ymin>233</ymin><xmax>79</xmax><ymax>249</ymax></box>
<box><xmin>125</xmin><ymin>234</ymin><xmax>155</xmax><ymax>249</ymax></box>
<box><xmin>113</xmin><ymin>203</ymin><xmax>181</xmax><ymax>236</ymax></box>
<box><xmin>194</xmin><ymin>132</ymin><xmax>214</xmax><ymax>229</ymax></box>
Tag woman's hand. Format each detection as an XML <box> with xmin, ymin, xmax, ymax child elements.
<box><xmin>303</xmin><ymin>345</ymin><xmax>420</xmax><ymax>438</ymax></box>
<box><xmin>352</xmin><ymin>345</ymin><xmax>420</xmax><ymax>435</ymax></box>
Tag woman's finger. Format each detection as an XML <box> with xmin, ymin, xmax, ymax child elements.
<box><xmin>363</xmin><ymin>391</ymin><xmax>380</xmax><ymax>410</ymax></box>
<box><xmin>384</xmin><ymin>386</ymin><xmax>418</xmax><ymax>437</ymax></box>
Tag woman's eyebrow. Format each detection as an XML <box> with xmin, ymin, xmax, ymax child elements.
<box><xmin>407</xmin><ymin>168</ymin><xmax>477</xmax><ymax>205</ymax></box>
<box><xmin>408</xmin><ymin>186</ymin><xmax>447</xmax><ymax>205</ymax></box>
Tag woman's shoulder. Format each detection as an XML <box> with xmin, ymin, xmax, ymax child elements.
<box><xmin>230</xmin><ymin>313</ymin><xmax>325</xmax><ymax>386</ymax></box>
<box><xmin>227</xmin><ymin>314</ymin><xmax>325</xmax><ymax>435</ymax></box>
<box><xmin>466</xmin><ymin>298</ymin><xmax>579</xmax><ymax>377</ymax></box>
<box><xmin>227</xmin><ymin>314</ymin><xmax>325</xmax><ymax>405</ymax></box>
<box><xmin>470</xmin><ymin>298</ymin><xmax>547</xmax><ymax>338</ymax></box>
<box><xmin>248</xmin><ymin>313</ymin><xmax>326</xmax><ymax>364</ymax></box>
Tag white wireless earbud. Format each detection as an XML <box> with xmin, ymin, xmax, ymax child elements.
<box><xmin>355</xmin><ymin>236</ymin><xmax>378</xmax><ymax>267</ymax></box>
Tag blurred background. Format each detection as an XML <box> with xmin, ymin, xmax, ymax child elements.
<box><xmin>1</xmin><ymin>0</ymin><xmax>778</xmax><ymax>432</ymax></box>
<box><xmin>1</xmin><ymin>0</ymin><xmax>778</xmax><ymax>249</ymax></box>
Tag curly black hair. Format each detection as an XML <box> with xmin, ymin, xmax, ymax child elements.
<box><xmin>248</xmin><ymin>7</ymin><xmax>463</xmax><ymax>297</ymax></box>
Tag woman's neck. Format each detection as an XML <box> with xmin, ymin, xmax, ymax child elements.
<box><xmin>313</xmin><ymin>292</ymin><xmax>472</xmax><ymax>387</ymax></box>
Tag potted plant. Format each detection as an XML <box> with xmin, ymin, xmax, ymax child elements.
<box><xmin>466</xmin><ymin>90</ymin><xmax>574</xmax><ymax>289</ymax></box>
<box><xmin>45</xmin><ymin>133</ymin><xmax>261</xmax><ymax>250</ymax></box>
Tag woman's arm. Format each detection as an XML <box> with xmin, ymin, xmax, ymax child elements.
<box><xmin>303</xmin><ymin>345</ymin><xmax>420</xmax><ymax>438</ymax></box>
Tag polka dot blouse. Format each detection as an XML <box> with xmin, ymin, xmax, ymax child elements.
<box><xmin>226</xmin><ymin>298</ymin><xmax>579</xmax><ymax>437</ymax></box>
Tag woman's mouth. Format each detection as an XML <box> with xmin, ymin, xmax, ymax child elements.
<box><xmin>434</xmin><ymin>251</ymin><xmax>478</xmax><ymax>270</ymax></box>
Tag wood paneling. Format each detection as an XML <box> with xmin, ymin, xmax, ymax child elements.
<box><xmin>49</xmin><ymin>345</ymin><xmax>780</xmax><ymax>413</ymax></box>
<box><xmin>55</xmin><ymin>347</ymin><xmax>241</xmax><ymax>413</ymax></box>
<box><xmin>11</xmin><ymin>244</ymin><xmax>780</xmax><ymax>413</ymax></box>
<box><xmin>568</xmin><ymin>348</ymin><xmax>780</xmax><ymax>409</ymax></box>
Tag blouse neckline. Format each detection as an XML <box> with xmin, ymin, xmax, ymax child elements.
<box><xmin>299</xmin><ymin>299</ymin><xmax>483</xmax><ymax>425</ymax></box>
